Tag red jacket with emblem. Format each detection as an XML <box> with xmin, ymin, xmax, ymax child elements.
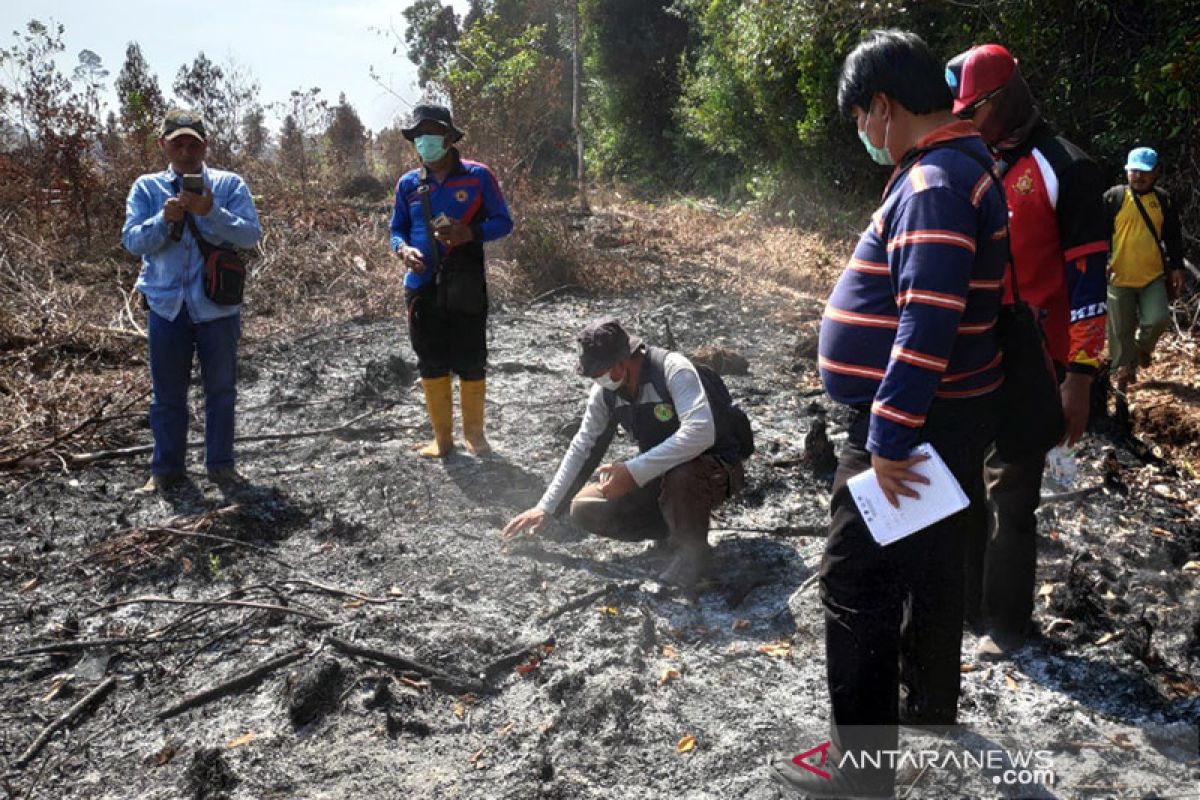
<box><xmin>998</xmin><ymin>123</ymin><xmax>1108</xmax><ymax>371</ymax></box>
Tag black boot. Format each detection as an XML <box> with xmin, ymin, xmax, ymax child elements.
<box><xmin>768</xmin><ymin>753</ymin><xmax>894</xmax><ymax>799</ymax></box>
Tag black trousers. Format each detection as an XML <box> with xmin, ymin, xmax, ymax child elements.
<box><xmin>962</xmin><ymin>443</ymin><xmax>1046</xmax><ymax>637</ymax></box>
<box><xmin>819</xmin><ymin>396</ymin><xmax>994</xmax><ymax>790</ymax></box>
<box><xmin>405</xmin><ymin>284</ymin><xmax>487</xmax><ymax>380</ymax></box>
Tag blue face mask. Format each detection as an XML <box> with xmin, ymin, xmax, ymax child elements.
<box><xmin>858</xmin><ymin>106</ymin><xmax>894</xmax><ymax>166</ymax></box>
<box><xmin>414</xmin><ymin>134</ymin><xmax>448</xmax><ymax>163</ymax></box>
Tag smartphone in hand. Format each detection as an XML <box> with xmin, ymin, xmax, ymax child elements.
<box><xmin>181</xmin><ymin>174</ymin><xmax>204</xmax><ymax>194</ymax></box>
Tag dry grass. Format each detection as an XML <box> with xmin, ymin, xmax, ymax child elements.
<box><xmin>4</xmin><ymin>183</ymin><xmax>1197</xmax><ymax>476</ymax></box>
<box><xmin>0</xmin><ymin>183</ymin><xmax>868</xmax><ymax>471</ymax></box>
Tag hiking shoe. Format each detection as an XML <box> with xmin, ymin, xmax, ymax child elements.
<box><xmin>658</xmin><ymin>545</ymin><xmax>713</xmax><ymax>589</ymax></box>
<box><xmin>768</xmin><ymin>753</ymin><xmax>894</xmax><ymax>799</ymax></box>
<box><xmin>206</xmin><ymin>467</ymin><xmax>245</xmax><ymax>486</ymax></box>
<box><xmin>133</xmin><ymin>473</ymin><xmax>185</xmax><ymax>495</ymax></box>
<box><xmin>643</xmin><ymin>538</ymin><xmax>675</xmax><ymax>559</ymax></box>
<box><xmin>974</xmin><ymin>632</ymin><xmax>1025</xmax><ymax>661</ymax></box>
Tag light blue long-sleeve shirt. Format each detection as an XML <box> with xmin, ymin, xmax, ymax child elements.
<box><xmin>122</xmin><ymin>165</ymin><xmax>262</xmax><ymax>322</ymax></box>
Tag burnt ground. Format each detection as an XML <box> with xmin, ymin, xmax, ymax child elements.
<box><xmin>1</xmin><ymin>247</ymin><xmax>1199</xmax><ymax>799</ymax></box>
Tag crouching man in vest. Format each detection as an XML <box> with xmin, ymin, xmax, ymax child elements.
<box><xmin>501</xmin><ymin>317</ymin><xmax>750</xmax><ymax>588</ymax></box>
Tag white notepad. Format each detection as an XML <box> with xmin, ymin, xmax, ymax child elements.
<box><xmin>847</xmin><ymin>443</ymin><xmax>969</xmax><ymax>546</ymax></box>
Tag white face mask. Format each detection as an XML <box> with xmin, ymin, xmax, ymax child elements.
<box><xmin>593</xmin><ymin>372</ymin><xmax>621</xmax><ymax>391</ymax></box>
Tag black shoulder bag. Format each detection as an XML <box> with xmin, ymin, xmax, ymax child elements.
<box><xmin>185</xmin><ymin>214</ymin><xmax>246</xmax><ymax>306</ymax></box>
<box><xmin>940</xmin><ymin>142</ymin><xmax>1065</xmax><ymax>460</ymax></box>
<box><xmin>417</xmin><ymin>174</ymin><xmax>488</xmax><ymax>315</ymax></box>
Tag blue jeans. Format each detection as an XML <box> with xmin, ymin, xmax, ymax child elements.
<box><xmin>148</xmin><ymin>306</ymin><xmax>240</xmax><ymax>475</ymax></box>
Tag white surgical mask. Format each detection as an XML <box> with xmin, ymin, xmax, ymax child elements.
<box><xmin>593</xmin><ymin>373</ymin><xmax>621</xmax><ymax>391</ymax></box>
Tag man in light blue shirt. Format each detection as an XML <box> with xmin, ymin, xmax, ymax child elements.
<box><xmin>121</xmin><ymin>108</ymin><xmax>262</xmax><ymax>493</ymax></box>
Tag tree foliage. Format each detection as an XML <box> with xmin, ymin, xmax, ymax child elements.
<box><xmin>402</xmin><ymin>0</ymin><xmax>463</xmax><ymax>86</ymax></box>
<box><xmin>327</xmin><ymin>93</ymin><xmax>368</xmax><ymax>175</ymax></box>
<box><xmin>580</xmin><ymin>0</ymin><xmax>690</xmax><ymax>181</ymax></box>
<box><xmin>115</xmin><ymin>42</ymin><xmax>165</xmax><ymax>145</ymax></box>
<box><xmin>0</xmin><ymin>20</ymin><xmax>103</xmax><ymax>238</ymax></box>
<box><xmin>399</xmin><ymin>0</ymin><xmax>572</xmax><ymax>189</ymax></box>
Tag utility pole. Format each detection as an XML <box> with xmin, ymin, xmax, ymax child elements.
<box><xmin>571</xmin><ymin>0</ymin><xmax>589</xmax><ymax>213</ymax></box>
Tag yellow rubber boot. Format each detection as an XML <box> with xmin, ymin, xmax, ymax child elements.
<box><xmin>459</xmin><ymin>378</ymin><xmax>491</xmax><ymax>456</ymax></box>
<box><xmin>418</xmin><ymin>375</ymin><xmax>455</xmax><ymax>458</ymax></box>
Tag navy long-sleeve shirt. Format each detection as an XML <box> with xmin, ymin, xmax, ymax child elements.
<box><xmin>389</xmin><ymin>151</ymin><xmax>513</xmax><ymax>290</ymax></box>
<box><xmin>819</xmin><ymin>121</ymin><xmax>1007</xmax><ymax>460</ymax></box>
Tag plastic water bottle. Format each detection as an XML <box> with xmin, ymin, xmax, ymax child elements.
<box><xmin>1045</xmin><ymin>446</ymin><xmax>1078</xmax><ymax>488</ymax></box>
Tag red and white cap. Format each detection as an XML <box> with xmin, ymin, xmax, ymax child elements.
<box><xmin>945</xmin><ymin>44</ymin><xmax>1017</xmax><ymax>115</ymax></box>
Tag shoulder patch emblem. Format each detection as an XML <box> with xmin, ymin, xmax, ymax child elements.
<box><xmin>1014</xmin><ymin>170</ymin><xmax>1034</xmax><ymax>195</ymax></box>
<box><xmin>455</xmin><ymin>189</ymin><xmax>469</xmax><ymax>202</ymax></box>
<box><xmin>653</xmin><ymin>403</ymin><xmax>675</xmax><ymax>422</ymax></box>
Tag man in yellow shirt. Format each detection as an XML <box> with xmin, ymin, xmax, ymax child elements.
<box><xmin>1104</xmin><ymin>147</ymin><xmax>1186</xmax><ymax>392</ymax></box>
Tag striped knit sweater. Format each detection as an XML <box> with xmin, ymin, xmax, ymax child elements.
<box><xmin>819</xmin><ymin>121</ymin><xmax>1007</xmax><ymax>460</ymax></box>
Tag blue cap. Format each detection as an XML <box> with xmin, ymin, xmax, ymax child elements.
<box><xmin>1125</xmin><ymin>147</ymin><xmax>1158</xmax><ymax>172</ymax></box>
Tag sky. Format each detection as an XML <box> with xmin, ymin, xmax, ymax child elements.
<box><xmin>2</xmin><ymin>0</ymin><xmax>466</xmax><ymax>133</ymax></box>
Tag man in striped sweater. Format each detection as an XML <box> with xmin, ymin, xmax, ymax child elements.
<box><xmin>769</xmin><ymin>30</ymin><xmax>1005</xmax><ymax>798</ymax></box>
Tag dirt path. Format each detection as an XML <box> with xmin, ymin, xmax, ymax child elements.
<box><xmin>1</xmin><ymin>237</ymin><xmax>1197</xmax><ymax>798</ymax></box>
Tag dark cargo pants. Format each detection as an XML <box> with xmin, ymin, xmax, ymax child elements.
<box><xmin>568</xmin><ymin>454</ymin><xmax>743</xmax><ymax>547</ymax></box>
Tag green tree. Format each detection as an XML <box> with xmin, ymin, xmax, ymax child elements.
<box><xmin>581</xmin><ymin>0</ymin><xmax>689</xmax><ymax>181</ymax></box>
<box><xmin>72</xmin><ymin>48</ymin><xmax>108</xmax><ymax>122</ymax></box>
<box><xmin>114</xmin><ymin>42</ymin><xmax>165</xmax><ymax>144</ymax></box>
<box><xmin>278</xmin><ymin>112</ymin><xmax>304</xmax><ymax>182</ymax></box>
<box><xmin>402</xmin><ymin>0</ymin><xmax>462</xmax><ymax>86</ymax></box>
<box><xmin>277</xmin><ymin>87</ymin><xmax>327</xmax><ymax>188</ymax></box>
<box><xmin>172</xmin><ymin>52</ymin><xmax>224</xmax><ymax>124</ymax></box>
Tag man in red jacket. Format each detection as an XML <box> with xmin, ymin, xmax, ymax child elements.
<box><xmin>946</xmin><ymin>44</ymin><xmax>1109</xmax><ymax>659</ymax></box>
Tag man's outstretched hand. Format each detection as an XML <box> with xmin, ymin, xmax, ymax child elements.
<box><xmin>502</xmin><ymin>507</ymin><xmax>547</xmax><ymax>538</ymax></box>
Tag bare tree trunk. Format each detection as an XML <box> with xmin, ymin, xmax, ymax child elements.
<box><xmin>571</xmin><ymin>0</ymin><xmax>589</xmax><ymax>213</ymax></box>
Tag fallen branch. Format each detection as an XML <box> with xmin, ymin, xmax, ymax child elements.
<box><xmin>536</xmin><ymin>581</ymin><xmax>638</xmax><ymax>624</ymax></box>
<box><xmin>712</xmin><ymin>524</ymin><xmax>827</xmax><ymax>538</ymax></box>
<box><xmin>10</xmin><ymin>676</ymin><xmax>117</xmax><ymax>770</ymax></box>
<box><xmin>88</xmin><ymin>595</ymin><xmax>332</xmax><ymax>624</ymax></box>
<box><xmin>0</xmin><ymin>389</ymin><xmax>149</xmax><ymax>470</ymax></box>
<box><xmin>529</xmin><ymin>283</ymin><xmax>583</xmax><ymax>305</ymax></box>
<box><xmin>0</xmin><ymin>636</ymin><xmax>196</xmax><ymax>663</ymax></box>
<box><xmin>327</xmin><ymin>636</ymin><xmax>485</xmax><ymax>695</ymax></box>
<box><xmin>766</xmin><ymin>457</ymin><xmax>806</xmax><ymax>468</ymax></box>
<box><xmin>280</xmin><ymin>579</ymin><xmax>395</xmax><ymax>605</ymax></box>
<box><xmin>64</xmin><ymin>407</ymin><xmax>407</xmax><ymax>467</ymax></box>
<box><xmin>1041</xmin><ymin>484</ymin><xmax>1104</xmax><ymax>505</ymax></box>
<box><xmin>147</xmin><ymin>527</ymin><xmax>297</xmax><ymax>571</ymax></box>
<box><xmin>480</xmin><ymin>637</ymin><xmax>556</xmax><ymax>683</ymax></box>
<box><xmin>157</xmin><ymin>647</ymin><xmax>307</xmax><ymax>720</ymax></box>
